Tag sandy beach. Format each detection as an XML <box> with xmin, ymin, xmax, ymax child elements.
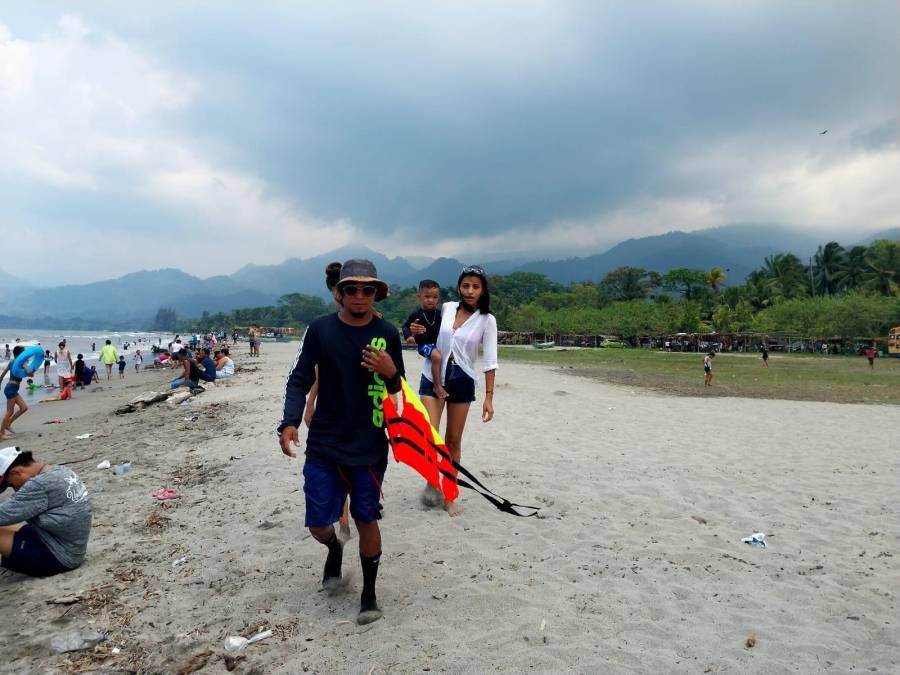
<box><xmin>1</xmin><ymin>342</ymin><xmax>898</xmax><ymax>673</ymax></box>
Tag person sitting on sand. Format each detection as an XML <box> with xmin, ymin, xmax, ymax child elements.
<box><xmin>169</xmin><ymin>350</ymin><xmax>202</xmax><ymax>390</ymax></box>
<box><xmin>0</xmin><ymin>446</ymin><xmax>92</xmax><ymax>577</ymax></box>
<box><xmin>703</xmin><ymin>352</ymin><xmax>715</xmax><ymax>386</ymax></box>
<box><xmin>195</xmin><ymin>347</ymin><xmax>217</xmax><ymax>384</ymax></box>
<box><xmin>214</xmin><ymin>348</ymin><xmax>234</xmax><ymax>378</ymax></box>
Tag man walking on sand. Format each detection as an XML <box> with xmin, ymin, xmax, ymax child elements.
<box><xmin>278</xmin><ymin>259</ymin><xmax>404</xmax><ymax>626</ymax></box>
<box><xmin>99</xmin><ymin>340</ymin><xmax>118</xmax><ymax>381</ymax></box>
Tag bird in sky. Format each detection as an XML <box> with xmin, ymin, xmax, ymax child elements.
<box><xmin>819</xmin><ymin>130</ymin><xmax>828</xmax><ymax>135</ymax></box>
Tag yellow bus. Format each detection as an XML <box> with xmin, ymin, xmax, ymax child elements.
<box><xmin>889</xmin><ymin>327</ymin><xmax>900</xmax><ymax>357</ymax></box>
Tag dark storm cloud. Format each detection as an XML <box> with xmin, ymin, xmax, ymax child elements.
<box><xmin>1</xmin><ymin>1</ymin><xmax>898</xmax><ymax>277</ymax></box>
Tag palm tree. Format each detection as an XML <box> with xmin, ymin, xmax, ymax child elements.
<box><xmin>762</xmin><ymin>253</ymin><xmax>808</xmax><ymax>301</ymax></box>
<box><xmin>837</xmin><ymin>245</ymin><xmax>868</xmax><ymax>291</ymax></box>
<box><xmin>812</xmin><ymin>241</ymin><xmax>845</xmax><ymax>296</ymax></box>
<box><xmin>864</xmin><ymin>240</ymin><xmax>900</xmax><ymax>296</ymax></box>
<box><xmin>745</xmin><ymin>270</ymin><xmax>772</xmax><ymax>310</ymax></box>
<box><xmin>706</xmin><ymin>267</ymin><xmax>727</xmax><ymax>292</ymax></box>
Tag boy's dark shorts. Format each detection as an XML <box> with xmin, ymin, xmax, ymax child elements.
<box><xmin>303</xmin><ymin>458</ymin><xmax>386</xmax><ymax>527</ymax></box>
<box><xmin>1</xmin><ymin>525</ymin><xmax>72</xmax><ymax>577</ymax></box>
<box><xmin>418</xmin><ymin>363</ymin><xmax>476</xmax><ymax>404</ymax></box>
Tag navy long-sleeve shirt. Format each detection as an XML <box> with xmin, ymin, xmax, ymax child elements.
<box><xmin>279</xmin><ymin>313</ymin><xmax>405</xmax><ymax>466</ymax></box>
<box><xmin>401</xmin><ymin>307</ymin><xmax>441</xmax><ymax>346</ymax></box>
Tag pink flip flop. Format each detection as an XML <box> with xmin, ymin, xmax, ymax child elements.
<box><xmin>152</xmin><ymin>488</ymin><xmax>179</xmax><ymax>500</ymax></box>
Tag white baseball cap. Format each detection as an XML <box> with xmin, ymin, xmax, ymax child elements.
<box><xmin>0</xmin><ymin>446</ymin><xmax>21</xmax><ymax>490</ymax></box>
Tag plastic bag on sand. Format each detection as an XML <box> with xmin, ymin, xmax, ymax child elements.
<box><xmin>224</xmin><ymin>629</ymin><xmax>273</xmax><ymax>653</ymax></box>
<box><xmin>741</xmin><ymin>532</ymin><xmax>767</xmax><ymax>547</ymax></box>
<box><xmin>51</xmin><ymin>628</ymin><xmax>107</xmax><ymax>653</ymax></box>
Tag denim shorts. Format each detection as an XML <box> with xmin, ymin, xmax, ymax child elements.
<box><xmin>4</xmin><ymin>381</ymin><xmax>21</xmax><ymax>400</ymax></box>
<box><xmin>419</xmin><ymin>364</ymin><xmax>476</xmax><ymax>404</ymax></box>
<box><xmin>303</xmin><ymin>458</ymin><xmax>387</xmax><ymax>527</ymax></box>
<box><xmin>1</xmin><ymin>525</ymin><xmax>72</xmax><ymax>577</ymax></box>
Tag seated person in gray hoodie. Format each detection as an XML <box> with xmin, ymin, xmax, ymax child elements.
<box><xmin>0</xmin><ymin>446</ymin><xmax>92</xmax><ymax>577</ymax></box>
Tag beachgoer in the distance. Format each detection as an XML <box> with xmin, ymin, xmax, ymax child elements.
<box><xmin>3</xmin><ymin>345</ymin><xmax>10</xmax><ymax>361</ymax></box>
<box><xmin>417</xmin><ymin>266</ymin><xmax>498</xmax><ymax>517</ymax></box>
<box><xmin>133</xmin><ymin>349</ymin><xmax>143</xmax><ymax>374</ymax></box>
<box><xmin>761</xmin><ymin>345</ymin><xmax>769</xmax><ymax>368</ymax></box>
<box><xmin>279</xmin><ymin>258</ymin><xmax>404</xmax><ymax>625</ymax></box>
<box><xmin>74</xmin><ymin>354</ymin><xmax>86</xmax><ymax>389</ymax></box>
<box><xmin>42</xmin><ymin>350</ymin><xmax>52</xmax><ymax>386</ymax></box>
<box><xmin>865</xmin><ymin>345</ymin><xmax>876</xmax><ymax>369</ymax></box>
<box><xmin>117</xmin><ymin>356</ymin><xmax>127</xmax><ymax>379</ymax></box>
<box><xmin>403</xmin><ymin>279</ymin><xmax>446</xmax><ymax>398</ymax></box>
<box><xmin>0</xmin><ymin>447</ymin><xmax>92</xmax><ymax>577</ymax></box>
<box><xmin>91</xmin><ymin>342</ymin><xmax>96</xmax><ymax>353</ymax></box>
<box><xmin>99</xmin><ymin>340</ymin><xmax>118</xmax><ymax>381</ymax></box>
<box><xmin>703</xmin><ymin>352</ymin><xmax>715</xmax><ymax>386</ymax></box>
<box><xmin>54</xmin><ymin>342</ymin><xmax>74</xmax><ymax>391</ymax></box>
<box><xmin>1</xmin><ymin>346</ymin><xmax>36</xmax><ymax>439</ymax></box>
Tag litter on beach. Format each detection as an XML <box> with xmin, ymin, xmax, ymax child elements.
<box><xmin>741</xmin><ymin>532</ymin><xmax>767</xmax><ymax>547</ymax></box>
<box><xmin>96</xmin><ymin>460</ymin><xmax>111</xmax><ymax>470</ymax></box>
<box><xmin>223</xmin><ymin>629</ymin><xmax>273</xmax><ymax>653</ymax></box>
<box><xmin>75</xmin><ymin>433</ymin><xmax>93</xmax><ymax>440</ymax></box>
<box><xmin>153</xmin><ymin>488</ymin><xmax>179</xmax><ymax>500</ymax></box>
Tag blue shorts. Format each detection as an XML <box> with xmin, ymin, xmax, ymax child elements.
<box><xmin>302</xmin><ymin>458</ymin><xmax>387</xmax><ymax>527</ymax></box>
<box><xmin>419</xmin><ymin>364</ymin><xmax>476</xmax><ymax>404</ymax></box>
<box><xmin>4</xmin><ymin>381</ymin><xmax>21</xmax><ymax>400</ymax></box>
<box><xmin>1</xmin><ymin>525</ymin><xmax>72</xmax><ymax>577</ymax></box>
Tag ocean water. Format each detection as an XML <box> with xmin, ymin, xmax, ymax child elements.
<box><xmin>0</xmin><ymin>328</ymin><xmax>171</xmax><ymax>378</ymax></box>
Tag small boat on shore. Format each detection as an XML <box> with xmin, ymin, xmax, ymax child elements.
<box><xmin>533</xmin><ymin>341</ymin><xmax>556</xmax><ymax>350</ymax></box>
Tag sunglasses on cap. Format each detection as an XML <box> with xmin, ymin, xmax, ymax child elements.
<box><xmin>461</xmin><ymin>265</ymin><xmax>485</xmax><ymax>276</ymax></box>
<box><xmin>342</xmin><ymin>285</ymin><xmax>377</xmax><ymax>297</ymax></box>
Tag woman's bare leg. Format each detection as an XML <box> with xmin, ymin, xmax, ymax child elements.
<box><xmin>420</xmin><ymin>394</ymin><xmax>446</xmax><ymax>506</ymax></box>
<box><xmin>443</xmin><ymin>402</ymin><xmax>471</xmax><ymax>517</ymax></box>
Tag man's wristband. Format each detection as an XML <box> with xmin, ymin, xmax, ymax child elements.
<box><xmin>485</xmin><ymin>389</ymin><xmax>494</xmax><ymax>395</ymax></box>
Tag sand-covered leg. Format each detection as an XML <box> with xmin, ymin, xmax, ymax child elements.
<box><xmin>421</xmin><ymin>483</ymin><xmax>442</xmax><ymax>507</ymax></box>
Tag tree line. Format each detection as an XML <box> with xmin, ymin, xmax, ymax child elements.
<box><xmin>159</xmin><ymin>238</ymin><xmax>900</xmax><ymax>341</ymax></box>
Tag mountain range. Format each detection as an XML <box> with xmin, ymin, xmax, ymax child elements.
<box><xmin>0</xmin><ymin>224</ymin><xmax>896</xmax><ymax>326</ymax></box>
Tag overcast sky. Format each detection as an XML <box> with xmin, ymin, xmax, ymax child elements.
<box><xmin>1</xmin><ymin>2</ymin><xmax>897</xmax><ymax>282</ymax></box>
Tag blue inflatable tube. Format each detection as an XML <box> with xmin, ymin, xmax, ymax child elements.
<box><xmin>11</xmin><ymin>346</ymin><xmax>45</xmax><ymax>379</ymax></box>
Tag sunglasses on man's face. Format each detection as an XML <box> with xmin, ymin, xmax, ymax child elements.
<box><xmin>343</xmin><ymin>285</ymin><xmax>377</xmax><ymax>297</ymax></box>
<box><xmin>462</xmin><ymin>265</ymin><xmax>485</xmax><ymax>276</ymax></box>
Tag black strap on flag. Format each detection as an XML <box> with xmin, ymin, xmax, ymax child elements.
<box><xmin>388</xmin><ymin>417</ymin><xmax>540</xmax><ymax>517</ymax></box>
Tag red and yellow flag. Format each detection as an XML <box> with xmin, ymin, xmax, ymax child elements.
<box><xmin>383</xmin><ymin>378</ymin><xmax>459</xmax><ymax>502</ymax></box>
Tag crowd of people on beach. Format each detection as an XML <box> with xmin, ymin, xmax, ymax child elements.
<box><xmin>2</xmin><ymin>257</ymin><xmax>501</xmax><ymax>629</ymax></box>
<box><xmin>0</xmin><ymin>327</ymin><xmax>244</xmax><ymax>580</ymax></box>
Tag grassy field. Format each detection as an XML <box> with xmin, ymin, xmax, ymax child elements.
<box><xmin>499</xmin><ymin>346</ymin><xmax>900</xmax><ymax>405</ymax></box>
